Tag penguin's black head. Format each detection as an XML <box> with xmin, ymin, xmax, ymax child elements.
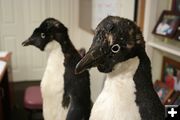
<box><xmin>75</xmin><ymin>16</ymin><xmax>145</xmax><ymax>74</ymax></box>
<box><xmin>22</xmin><ymin>18</ymin><xmax>67</xmax><ymax>51</ymax></box>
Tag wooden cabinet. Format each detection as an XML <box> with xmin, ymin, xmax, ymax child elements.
<box><xmin>0</xmin><ymin>61</ymin><xmax>7</xmax><ymax>120</ymax></box>
<box><xmin>0</xmin><ymin>86</ymin><xmax>4</xmax><ymax>120</ymax></box>
<box><xmin>0</xmin><ymin>52</ymin><xmax>14</xmax><ymax>120</ymax></box>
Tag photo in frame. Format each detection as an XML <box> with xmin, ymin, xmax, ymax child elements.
<box><xmin>172</xmin><ymin>0</ymin><xmax>180</xmax><ymax>12</ymax></box>
<box><xmin>161</xmin><ymin>57</ymin><xmax>180</xmax><ymax>91</ymax></box>
<box><xmin>165</xmin><ymin>91</ymin><xmax>180</xmax><ymax>105</ymax></box>
<box><xmin>154</xmin><ymin>80</ymin><xmax>174</xmax><ymax>104</ymax></box>
<box><xmin>152</xmin><ymin>11</ymin><xmax>180</xmax><ymax>38</ymax></box>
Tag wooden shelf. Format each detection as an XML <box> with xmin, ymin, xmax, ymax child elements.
<box><xmin>147</xmin><ymin>40</ymin><xmax>180</xmax><ymax>57</ymax></box>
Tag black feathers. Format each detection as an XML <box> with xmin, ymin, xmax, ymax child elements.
<box><xmin>60</xmin><ymin>34</ymin><xmax>92</xmax><ymax>120</ymax></box>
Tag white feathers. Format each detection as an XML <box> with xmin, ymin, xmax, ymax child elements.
<box><xmin>44</xmin><ymin>40</ymin><xmax>60</xmax><ymax>52</ymax></box>
<box><xmin>90</xmin><ymin>57</ymin><xmax>141</xmax><ymax>120</ymax></box>
<box><xmin>41</xmin><ymin>41</ymin><xmax>68</xmax><ymax>120</ymax></box>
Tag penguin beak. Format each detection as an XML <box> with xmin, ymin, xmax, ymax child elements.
<box><xmin>75</xmin><ymin>33</ymin><xmax>108</xmax><ymax>74</ymax></box>
<box><xmin>22</xmin><ymin>38</ymin><xmax>34</xmax><ymax>46</ymax></box>
<box><xmin>75</xmin><ymin>47</ymin><xmax>103</xmax><ymax>74</ymax></box>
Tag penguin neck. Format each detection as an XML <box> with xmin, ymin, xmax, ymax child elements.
<box><xmin>105</xmin><ymin>57</ymin><xmax>140</xmax><ymax>104</ymax></box>
<box><xmin>135</xmin><ymin>49</ymin><xmax>152</xmax><ymax>84</ymax></box>
<box><xmin>44</xmin><ymin>40</ymin><xmax>64</xmax><ymax>69</ymax></box>
<box><xmin>137</xmin><ymin>49</ymin><xmax>151</xmax><ymax>71</ymax></box>
<box><xmin>134</xmin><ymin>49</ymin><xmax>153</xmax><ymax>95</ymax></box>
<box><xmin>91</xmin><ymin>57</ymin><xmax>141</xmax><ymax>120</ymax></box>
<box><xmin>107</xmin><ymin>57</ymin><xmax>139</xmax><ymax>80</ymax></box>
<box><xmin>55</xmin><ymin>32</ymin><xmax>77</xmax><ymax>56</ymax></box>
<box><xmin>45</xmin><ymin>40</ymin><xmax>61</xmax><ymax>53</ymax></box>
<box><xmin>55</xmin><ymin>33</ymin><xmax>80</xmax><ymax>67</ymax></box>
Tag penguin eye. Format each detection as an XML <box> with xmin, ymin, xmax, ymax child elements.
<box><xmin>111</xmin><ymin>44</ymin><xmax>120</xmax><ymax>53</ymax></box>
<box><xmin>41</xmin><ymin>33</ymin><xmax>46</xmax><ymax>39</ymax></box>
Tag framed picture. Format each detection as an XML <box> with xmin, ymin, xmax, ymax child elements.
<box><xmin>172</xmin><ymin>0</ymin><xmax>180</xmax><ymax>12</ymax></box>
<box><xmin>152</xmin><ymin>11</ymin><xmax>180</xmax><ymax>38</ymax></box>
<box><xmin>161</xmin><ymin>57</ymin><xmax>180</xmax><ymax>91</ymax></box>
<box><xmin>165</xmin><ymin>91</ymin><xmax>180</xmax><ymax>105</ymax></box>
<box><xmin>154</xmin><ymin>80</ymin><xmax>174</xmax><ymax>104</ymax></box>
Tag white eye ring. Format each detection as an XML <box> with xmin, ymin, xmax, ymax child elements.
<box><xmin>111</xmin><ymin>44</ymin><xmax>120</xmax><ymax>53</ymax></box>
<box><xmin>41</xmin><ymin>33</ymin><xmax>45</xmax><ymax>39</ymax></box>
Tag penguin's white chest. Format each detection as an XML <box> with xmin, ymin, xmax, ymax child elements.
<box><xmin>40</xmin><ymin>41</ymin><xmax>68</xmax><ymax>120</ymax></box>
<box><xmin>90</xmin><ymin>57</ymin><xmax>141</xmax><ymax>120</ymax></box>
<box><xmin>41</xmin><ymin>48</ymin><xmax>64</xmax><ymax>96</ymax></box>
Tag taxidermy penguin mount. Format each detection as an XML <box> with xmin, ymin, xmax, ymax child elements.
<box><xmin>76</xmin><ymin>16</ymin><xmax>165</xmax><ymax>120</ymax></box>
<box><xmin>22</xmin><ymin>18</ymin><xmax>92</xmax><ymax>120</ymax></box>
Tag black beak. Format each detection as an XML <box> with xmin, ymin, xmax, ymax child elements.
<box><xmin>75</xmin><ymin>46</ymin><xmax>106</xmax><ymax>74</ymax></box>
<box><xmin>22</xmin><ymin>38</ymin><xmax>33</xmax><ymax>46</ymax></box>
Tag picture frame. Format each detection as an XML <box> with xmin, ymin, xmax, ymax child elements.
<box><xmin>172</xmin><ymin>0</ymin><xmax>180</xmax><ymax>12</ymax></box>
<box><xmin>165</xmin><ymin>91</ymin><xmax>180</xmax><ymax>105</ymax></box>
<box><xmin>154</xmin><ymin>80</ymin><xmax>174</xmax><ymax>104</ymax></box>
<box><xmin>161</xmin><ymin>57</ymin><xmax>180</xmax><ymax>91</ymax></box>
<box><xmin>152</xmin><ymin>10</ymin><xmax>180</xmax><ymax>38</ymax></box>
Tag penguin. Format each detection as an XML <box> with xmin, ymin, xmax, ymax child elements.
<box><xmin>22</xmin><ymin>18</ymin><xmax>92</xmax><ymax>120</ymax></box>
<box><xmin>75</xmin><ymin>16</ymin><xmax>165</xmax><ymax>120</ymax></box>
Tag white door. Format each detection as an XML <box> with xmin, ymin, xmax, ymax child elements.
<box><xmin>0</xmin><ymin>0</ymin><xmax>27</xmax><ymax>81</ymax></box>
<box><xmin>0</xmin><ymin>0</ymin><xmax>74</xmax><ymax>81</ymax></box>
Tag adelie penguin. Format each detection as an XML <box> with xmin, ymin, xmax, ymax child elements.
<box><xmin>22</xmin><ymin>18</ymin><xmax>92</xmax><ymax>120</ymax></box>
<box><xmin>75</xmin><ymin>16</ymin><xmax>165</xmax><ymax>120</ymax></box>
